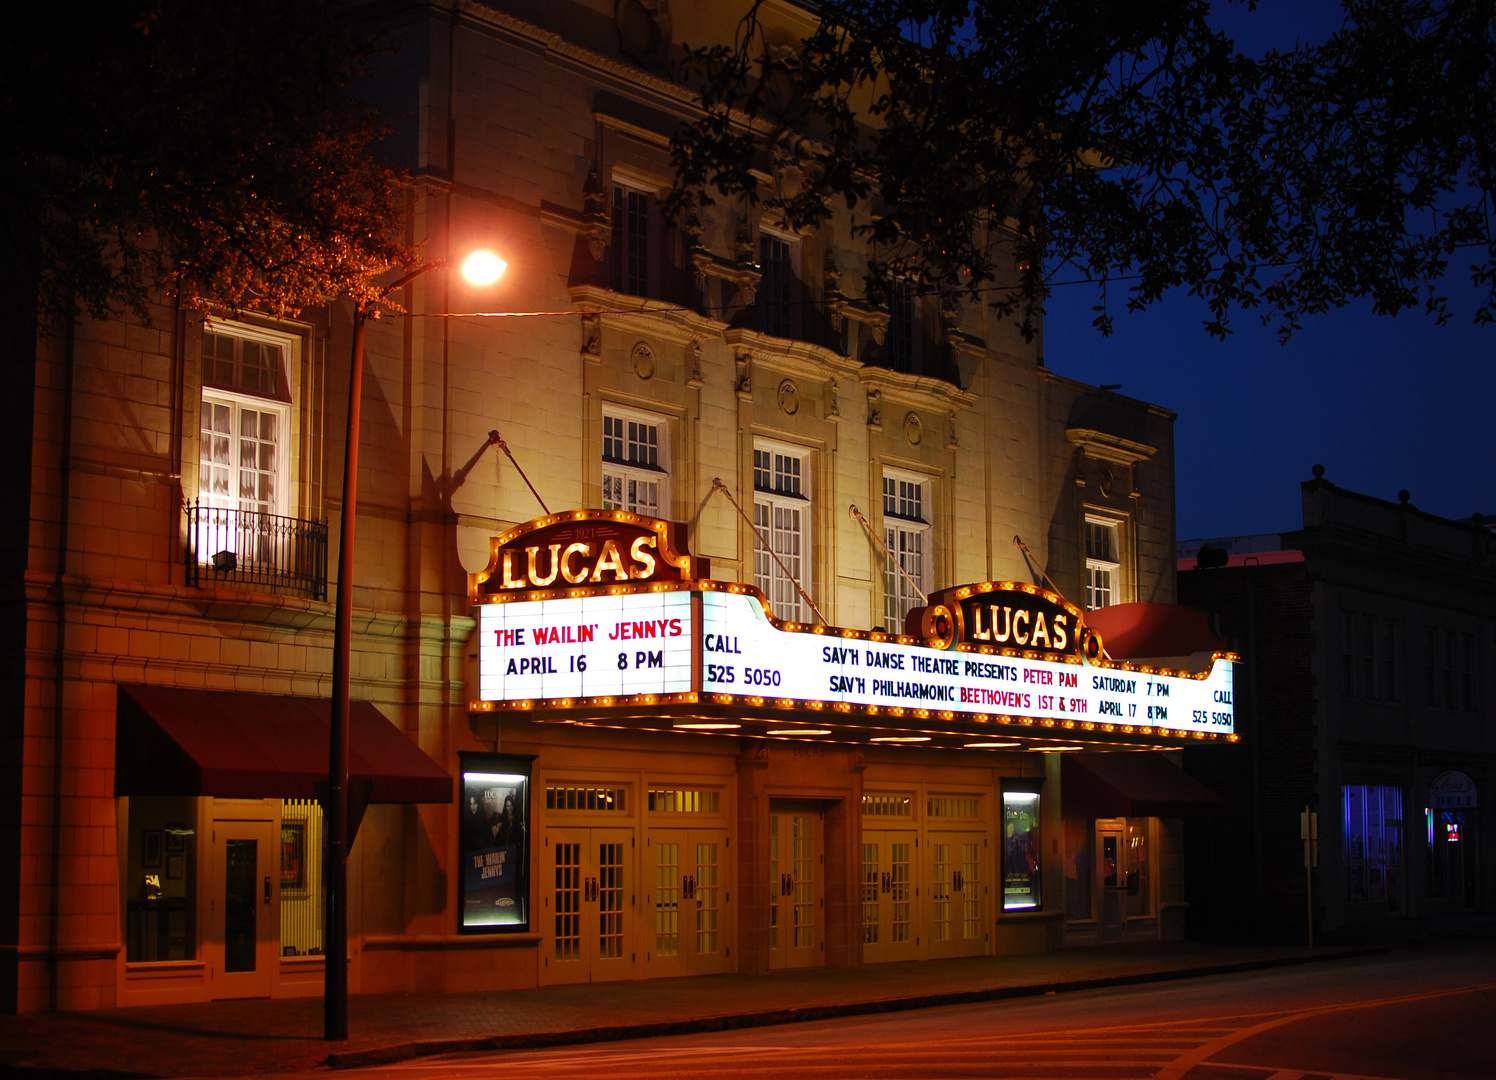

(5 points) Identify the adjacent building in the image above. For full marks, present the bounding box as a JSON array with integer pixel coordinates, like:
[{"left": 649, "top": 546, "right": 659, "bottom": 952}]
[
  {"left": 1179, "top": 472, "right": 1494, "bottom": 941},
  {"left": 2, "top": 0, "right": 1231, "bottom": 1013}
]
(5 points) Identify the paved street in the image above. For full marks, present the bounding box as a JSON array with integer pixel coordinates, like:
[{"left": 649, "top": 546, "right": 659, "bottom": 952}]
[{"left": 342, "top": 941, "right": 1496, "bottom": 1080}]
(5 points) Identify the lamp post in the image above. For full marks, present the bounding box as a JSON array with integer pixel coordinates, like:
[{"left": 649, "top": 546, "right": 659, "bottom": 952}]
[{"left": 325, "top": 250, "right": 505, "bottom": 1041}]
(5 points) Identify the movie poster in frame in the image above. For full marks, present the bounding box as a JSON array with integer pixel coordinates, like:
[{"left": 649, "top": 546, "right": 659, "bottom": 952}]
[{"left": 457, "top": 752, "right": 534, "bottom": 933}]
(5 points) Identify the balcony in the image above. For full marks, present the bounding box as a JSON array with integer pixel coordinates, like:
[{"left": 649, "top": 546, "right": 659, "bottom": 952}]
[{"left": 185, "top": 501, "right": 328, "bottom": 601}]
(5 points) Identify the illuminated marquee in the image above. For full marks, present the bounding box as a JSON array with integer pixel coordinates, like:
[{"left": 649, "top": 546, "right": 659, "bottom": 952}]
[
  {"left": 468, "top": 511, "right": 1237, "bottom": 743},
  {"left": 471, "top": 510, "right": 702, "bottom": 600},
  {"left": 910, "top": 583, "right": 1103, "bottom": 660}
]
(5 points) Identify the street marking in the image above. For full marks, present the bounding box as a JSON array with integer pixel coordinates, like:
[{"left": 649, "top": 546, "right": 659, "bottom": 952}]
[{"left": 1152, "top": 980, "right": 1496, "bottom": 1080}]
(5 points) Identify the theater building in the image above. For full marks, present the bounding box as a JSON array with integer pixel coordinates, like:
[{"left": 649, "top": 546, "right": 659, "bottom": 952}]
[{"left": 2, "top": 0, "right": 1232, "bottom": 1012}]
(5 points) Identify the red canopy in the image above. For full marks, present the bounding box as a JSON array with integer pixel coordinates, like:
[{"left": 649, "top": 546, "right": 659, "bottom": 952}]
[
  {"left": 114, "top": 685, "right": 452, "bottom": 803},
  {"left": 1083, "top": 602, "right": 1228, "bottom": 661},
  {"left": 1061, "top": 751, "right": 1222, "bottom": 819}
]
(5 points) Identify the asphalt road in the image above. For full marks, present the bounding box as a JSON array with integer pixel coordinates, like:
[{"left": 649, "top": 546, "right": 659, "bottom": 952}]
[{"left": 340, "top": 940, "right": 1496, "bottom": 1080}]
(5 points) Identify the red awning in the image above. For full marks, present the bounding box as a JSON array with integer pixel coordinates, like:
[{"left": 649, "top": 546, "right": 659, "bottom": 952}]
[
  {"left": 1083, "top": 601, "right": 1229, "bottom": 661},
  {"left": 114, "top": 685, "right": 452, "bottom": 803},
  {"left": 1061, "top": 751, "right": 1222, "bottom": 819}
]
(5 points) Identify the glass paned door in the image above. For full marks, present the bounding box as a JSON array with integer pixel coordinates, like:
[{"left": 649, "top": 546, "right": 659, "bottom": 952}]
[
  {"left": 928, "top": 831, "right": 986, "bottom": 959},
  {"left": 544, "top": 827, "right": 635, "bottom": 985},
  {"left": 768, "top": 806, "right": 822, "bottom": 968},
  {"left": 210, "top": 819, "right": 274, "bottom": 1000},
  {"left": 862, "top": 830, "right": 918, "bottom": 964},
  {"left": 650, "top": 829, "right": 731, "bottom": 978}
]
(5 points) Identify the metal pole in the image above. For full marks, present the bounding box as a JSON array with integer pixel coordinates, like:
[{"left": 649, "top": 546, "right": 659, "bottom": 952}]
[{"left": 325, "top": 306, "right": 366, "bottom": 1041}]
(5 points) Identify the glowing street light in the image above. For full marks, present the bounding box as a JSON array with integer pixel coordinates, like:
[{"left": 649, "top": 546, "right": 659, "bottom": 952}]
[
  {"left": 325, "top": 250, "right": 503, "bottom": 1041},
  {"left": 461, "top": 249, "right": 507, "bottom": 286}
]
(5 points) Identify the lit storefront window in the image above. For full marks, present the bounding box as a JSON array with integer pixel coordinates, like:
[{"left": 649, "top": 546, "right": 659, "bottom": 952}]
[
  {"left": 1343, "top": 784, "right": 1402, "bottom": 908},
  {"left": 1002, "top": 789, "right": 1042, "bottom": 910},
  {"left": 279, "top": 800, "right": 324, "bottom": 956},
  {"left": 125, "top": 797, "right": 197, "bottom": 962}
]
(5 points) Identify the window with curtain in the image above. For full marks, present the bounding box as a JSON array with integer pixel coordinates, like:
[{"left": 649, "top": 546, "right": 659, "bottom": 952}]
[
  {"left": 882, "top": 473, "right": 930, "bottom": 632},
  {"left": 1084, "top": 519, "right": 1120, "bottom": 610},
  {"left": 601, "top": 409, "right": 668, "bottom": 517},
  {"left": 753, "top": 446, "right": 811, "bottom": 622}
]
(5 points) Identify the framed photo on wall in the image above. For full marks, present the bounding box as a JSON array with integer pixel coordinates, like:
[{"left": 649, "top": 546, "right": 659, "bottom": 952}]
[
  {"left": 141, "top": 829, "right": 162, "bottom": 868},
  {"left": 166, "top": 853, "right": 184, "bottom": 880},
  {"left": 165, "top": 824, "right": 186, "bottom": 854}
]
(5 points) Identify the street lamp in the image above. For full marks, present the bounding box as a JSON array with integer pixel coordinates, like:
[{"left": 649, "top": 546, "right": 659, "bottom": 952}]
[{"left": 325, "top": 251, "right": 504, "bottom": 1041}]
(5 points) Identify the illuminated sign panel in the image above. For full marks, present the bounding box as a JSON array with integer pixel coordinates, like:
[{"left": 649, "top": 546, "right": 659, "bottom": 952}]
[
  {"left": 477, "top": 591, "right": 692, "bottom": 702},
  {"left": 467, "top": 510, "right": 1236, "bottom": 742},
  {"left": 700, "top": 593, "right": 1234, "bottom": 735}
]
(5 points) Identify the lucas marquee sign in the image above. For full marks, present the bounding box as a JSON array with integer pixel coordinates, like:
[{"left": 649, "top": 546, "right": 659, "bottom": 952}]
[{"left": 469, "top": 510, "right": 1237, "bottom": 744}]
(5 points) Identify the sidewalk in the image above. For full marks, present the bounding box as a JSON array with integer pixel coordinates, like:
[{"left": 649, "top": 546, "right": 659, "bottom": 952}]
[{"left": 0, "top": 942, "right": 1382, "bottom": 1078}]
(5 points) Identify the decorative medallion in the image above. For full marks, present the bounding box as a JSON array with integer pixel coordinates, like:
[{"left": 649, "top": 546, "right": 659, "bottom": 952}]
[
  {"left": 904, "top": 411, "right": 923, "bottom": 446},
  {"left": 778, "top": 379, "right": 800, "bottom": 415},
  {"left": 631, "top": 341, "right": 656, "bottom": 380},
  {"left": 1098, "top": 467, "right": 1114, "bottom": 497}
]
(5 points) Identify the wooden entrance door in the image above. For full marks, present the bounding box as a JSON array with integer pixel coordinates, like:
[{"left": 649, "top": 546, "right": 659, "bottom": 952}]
[
  {"left": 209, "top": 819, "right": 276, "bottom": 999},
  {"left": 543, "top": 827, "right": 635, "bottom": 985},
  {"left": 648, "top": 828, "right": 731, "bottom": 977},
  {"left": 861, "top": 829, "right": 918, "bottom": 964},
  {"left": 927, "top": 830, "right": 986, "bottom": 959},
  {"left": 767, "top": 804, "right": 823, "bottom": 969}
]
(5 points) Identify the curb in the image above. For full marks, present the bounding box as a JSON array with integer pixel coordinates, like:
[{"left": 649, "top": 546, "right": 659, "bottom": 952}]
[{"left": 325, "top": 946, "right": 1387, "bottom": 1070}]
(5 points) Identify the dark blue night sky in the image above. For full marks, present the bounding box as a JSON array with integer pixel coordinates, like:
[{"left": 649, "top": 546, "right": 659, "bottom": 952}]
[{"left": 1042, "top": 0, "right": 1494, "bottom": 541}]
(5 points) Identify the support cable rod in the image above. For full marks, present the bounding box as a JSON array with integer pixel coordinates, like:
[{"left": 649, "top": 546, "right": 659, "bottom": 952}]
[
  {"left": 487, "top": 430, "right": 551, "bottom": 516},
  {"left": 849, "top": 504, "right": 927, "bottom": 605},
  {"left": 1012, "top": 534, "right": 1068, "bottom": 601},
  {"left": 710, "top": 477, "right": 827, "bottom": 626}
]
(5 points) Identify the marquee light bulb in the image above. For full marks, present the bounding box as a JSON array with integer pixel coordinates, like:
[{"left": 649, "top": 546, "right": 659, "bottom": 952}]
[{"left": 461, "top": 250, "right": 507, "bottom": 285}]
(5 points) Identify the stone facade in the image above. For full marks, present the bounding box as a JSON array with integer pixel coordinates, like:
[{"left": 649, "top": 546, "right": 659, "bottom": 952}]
[{"left": 1, "top": 0, "right": 1183, "bottom": 1012}]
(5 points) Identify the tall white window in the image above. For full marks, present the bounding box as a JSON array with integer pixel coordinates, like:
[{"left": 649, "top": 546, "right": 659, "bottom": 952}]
[
  {"left": 611, "top": 183, "right": 649, "bottom": 296},
  {"left": 753, "top": 446, "right": 811, "bottom": 622},
  {"left": 601, "top": 408, "right": 668, "bottom": 518},
  {"left": 758, "top": 231, "right": 795, "bottom": 338},
  {"left": 883, "top": 472, "right": 931, "bottom": 632},
  {"left": 1084, "top": 518, "right": 1120, "bottom": 610},
  {"left": 199, "top": 326, "right": 291, "bottom": 518}
]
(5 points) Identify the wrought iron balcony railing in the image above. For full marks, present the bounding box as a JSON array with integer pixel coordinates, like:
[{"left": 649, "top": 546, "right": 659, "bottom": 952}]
[{"left": 185, "top": 501, "right": 329, "bottom": 601}]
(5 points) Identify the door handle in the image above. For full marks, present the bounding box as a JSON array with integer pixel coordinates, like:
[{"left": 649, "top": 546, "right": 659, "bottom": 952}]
[
  {"left": 684, "top": 875, "right": 695, "bottom": 899},
  {"left": 780, "top": 873, "right": 792, "bottom": 896},
  {"left": 953, "top": 871, "right": 964, "bottom": 892},
  {"left": 881, "top": 872, "right": 891, "bottom": 894},
  {"left": 263, "top": 876, "right": 271, "bottom": 905}
]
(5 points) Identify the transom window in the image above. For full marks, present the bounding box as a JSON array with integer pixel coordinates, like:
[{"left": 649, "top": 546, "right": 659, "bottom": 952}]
[
  {"left": 883, "top": 472, "right": 931, "bottom": 633},
  {"left": 602, "top": 409, "right": 668, "bottom": 518},
  {"left": 647, "top": 789, "right": 722, "bottom": 813},
  {"left": 927, "top": 795, "right": 981, "bottom": 818},
  {"left": 753, "top": 445, "right": 812, "bottom": 622},
  {"left": 862, "top": 794, "right": 913, "bottom": 817},
  {"left": 546, "top": 786, "right": 628, "bottom": 812},
  {"left": 611, "top": 183, "right": 649, "bottom": 296},
  {"left": 1085, "top": 518, "right": 1120, "bottom": 610}
]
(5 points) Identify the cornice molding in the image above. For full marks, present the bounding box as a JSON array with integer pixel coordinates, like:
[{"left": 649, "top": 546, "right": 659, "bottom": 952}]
[
  {"left": 856, "top": 367, "right": 978, "bottom": 414},
  {"left": 1065, "top": 427, "right": 1156, "bottom": 466}
]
